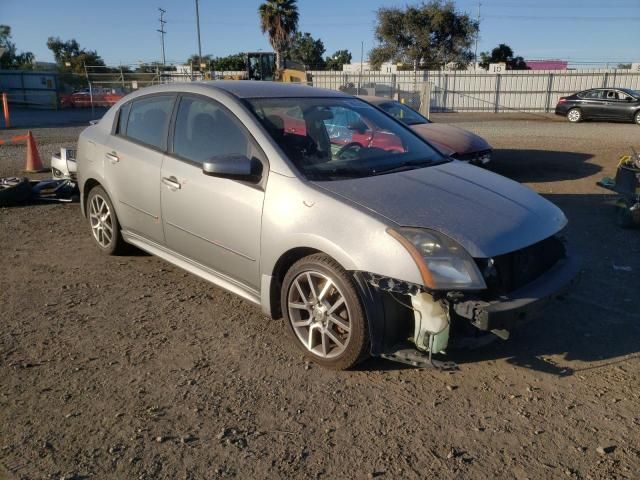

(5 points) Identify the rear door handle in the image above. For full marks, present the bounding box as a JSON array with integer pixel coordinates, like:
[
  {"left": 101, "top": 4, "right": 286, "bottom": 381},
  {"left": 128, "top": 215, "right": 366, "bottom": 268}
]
[
  {"left": 105, "top": 152, "right": 119, "bottom": 164},
  {"left": 161, "top": 176, "right": 181, "bottom": 190}
]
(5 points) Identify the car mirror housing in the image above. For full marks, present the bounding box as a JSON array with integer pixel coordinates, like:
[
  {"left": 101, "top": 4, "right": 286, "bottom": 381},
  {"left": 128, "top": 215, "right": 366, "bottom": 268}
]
[{"left": 202, "top": 155, "right": 262, "bottom": 183}]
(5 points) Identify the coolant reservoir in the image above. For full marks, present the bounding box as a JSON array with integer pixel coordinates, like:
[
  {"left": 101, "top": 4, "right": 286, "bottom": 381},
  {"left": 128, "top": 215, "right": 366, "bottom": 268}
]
[{"left": 411, "top": 292, "right": 450, "bottom": 353}]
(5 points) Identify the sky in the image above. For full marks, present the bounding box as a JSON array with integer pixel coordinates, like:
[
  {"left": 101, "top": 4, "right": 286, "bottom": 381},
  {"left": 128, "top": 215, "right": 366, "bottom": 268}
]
[{"left": 1, "top": 0, "right": 639, "bottom": 67}]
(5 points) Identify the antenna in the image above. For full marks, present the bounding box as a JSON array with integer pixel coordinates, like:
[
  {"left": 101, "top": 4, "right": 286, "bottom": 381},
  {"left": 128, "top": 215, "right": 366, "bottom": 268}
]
[{"left": 158, "top": 7, "right": 167, "bottom": 67}]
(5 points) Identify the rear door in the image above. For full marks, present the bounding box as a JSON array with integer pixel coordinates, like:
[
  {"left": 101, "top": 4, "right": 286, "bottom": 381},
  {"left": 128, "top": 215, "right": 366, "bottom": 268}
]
[
  {"left": 578, "top": 89, "right": 606, "bottom": 118},
  {"left": 105, "top": 94, "right": 175, "bottom": 245},
  {"left": 160, "top": 94, "right": 267, "bottom": 290}
]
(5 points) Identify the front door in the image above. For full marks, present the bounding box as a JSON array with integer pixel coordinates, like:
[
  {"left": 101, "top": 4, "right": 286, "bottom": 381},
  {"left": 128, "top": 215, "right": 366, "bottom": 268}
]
[
  {"left": 160, "top": 95, "right": 266, "bottom": 290},
  {"left": 601, "top": 90, "right": 635, "bottom": 121}
]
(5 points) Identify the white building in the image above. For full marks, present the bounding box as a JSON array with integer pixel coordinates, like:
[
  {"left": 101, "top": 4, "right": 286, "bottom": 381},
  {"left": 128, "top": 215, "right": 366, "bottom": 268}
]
[{"left": 342, "top": 62, "right": 371, "bottom": 73}]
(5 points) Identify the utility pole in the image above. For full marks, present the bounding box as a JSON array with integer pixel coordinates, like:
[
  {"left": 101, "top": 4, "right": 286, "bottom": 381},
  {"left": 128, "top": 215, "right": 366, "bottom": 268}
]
[
  {"left": 358, "top": 41, "right": 364, "bottom": 95},
  {"left": 158, "top": 8, "right": 167, "bottom": 67},
  {"left": 474, "top": 2, "right": 481, "bottom": 70},
  {"left": 195, "top": 0, "right": 202, "bottom": 66}
]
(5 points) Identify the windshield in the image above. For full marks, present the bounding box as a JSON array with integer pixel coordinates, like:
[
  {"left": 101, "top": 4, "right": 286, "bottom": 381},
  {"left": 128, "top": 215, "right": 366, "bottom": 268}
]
[
  {"left": 377, "top": 101, "right": 430, "bottom": 126},
  {"left": 246, "top": 97, "right": 444, "bottom": 181},
  {"left": 620, "top": 88, "right": 640, "bottom": 98}
]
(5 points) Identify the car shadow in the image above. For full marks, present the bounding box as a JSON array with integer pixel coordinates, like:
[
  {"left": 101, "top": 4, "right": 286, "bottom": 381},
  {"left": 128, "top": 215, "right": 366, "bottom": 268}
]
[
  {"left": 488, "top": 149, "right": 599, "bottom": 183},
  {"left": 362, "top": 193, "right": 639, "bottom": 376}
]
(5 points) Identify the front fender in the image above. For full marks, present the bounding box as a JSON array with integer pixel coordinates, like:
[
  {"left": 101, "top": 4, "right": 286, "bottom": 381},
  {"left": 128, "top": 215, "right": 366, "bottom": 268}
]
[{"left": 260, "top": 173, "right": 423, "bottom": 289}]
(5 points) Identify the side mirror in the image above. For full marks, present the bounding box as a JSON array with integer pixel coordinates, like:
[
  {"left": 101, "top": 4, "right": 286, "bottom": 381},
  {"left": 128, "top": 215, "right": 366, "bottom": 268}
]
[{"left": 202, "top": 154, "right": 262, "bottom": 183}]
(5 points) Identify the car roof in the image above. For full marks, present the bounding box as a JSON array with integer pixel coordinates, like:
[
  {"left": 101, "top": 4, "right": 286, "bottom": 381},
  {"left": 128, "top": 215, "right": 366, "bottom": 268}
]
[
  {"left": 583, "top": 87, "right": 632, "bottom": 92},
  {"left": 196, "top": 80, "right": 348, "bottom": 99},
  {"left": 358, "top": 95, "right": 393, "bottom": 105}
]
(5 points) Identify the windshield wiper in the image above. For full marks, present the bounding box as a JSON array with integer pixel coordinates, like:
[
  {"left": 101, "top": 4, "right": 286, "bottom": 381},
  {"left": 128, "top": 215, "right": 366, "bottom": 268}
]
[
  {"left": 371, "top": 159, "right": 435, "bottom": 175},
  {"left": 308, "top": 166, "right": 372, "bottom": 180}
]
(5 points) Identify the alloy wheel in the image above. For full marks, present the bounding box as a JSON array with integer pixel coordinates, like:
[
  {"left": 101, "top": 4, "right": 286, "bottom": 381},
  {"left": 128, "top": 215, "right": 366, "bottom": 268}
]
[
  {"left": 287, "top": 270, "right": 352, "bottom": 359},
  {"left": 567, "top": 109, "right": 581, "bottom": 122},
  {"left": 89, "top": 193, "right": 114, "bottom": 248}
]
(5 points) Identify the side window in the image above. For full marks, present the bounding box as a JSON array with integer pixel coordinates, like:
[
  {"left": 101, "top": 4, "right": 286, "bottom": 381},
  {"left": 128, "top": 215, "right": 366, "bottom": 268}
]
[
  {"left": 125, "top": 95, "right": 174, "bottom": 149},
  {"left": 172, "top": 96, "right": 252, "bottom": 164},
  {"left": 114, "top": 102, "right": 131, "bottom": 136},
  {"left": 581, "top": 90, "right": 603, "bottom": 99}
]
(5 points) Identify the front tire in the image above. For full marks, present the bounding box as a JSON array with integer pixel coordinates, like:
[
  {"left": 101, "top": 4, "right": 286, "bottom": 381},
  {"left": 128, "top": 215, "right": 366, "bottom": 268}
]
[
  {"left": 567, "top": 108, "right": 582, "bottom": 123},
  {"left": 86, "top": 186, "right": 127, "bottom": 255},
  {"left": 281, "top": 253, "right": 369, "bottom": 370},
  {"left": 634, "top": 110, "right": 640, "bottom": 125}
]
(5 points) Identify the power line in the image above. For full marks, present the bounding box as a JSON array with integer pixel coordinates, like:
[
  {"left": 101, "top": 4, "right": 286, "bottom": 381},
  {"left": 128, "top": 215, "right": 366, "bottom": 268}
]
[
  {"left": 483, "top": 14, "right": 640, "bottom": 21},
  {"left": 157, "top": 7, "right": 167, "bottom": 67}
]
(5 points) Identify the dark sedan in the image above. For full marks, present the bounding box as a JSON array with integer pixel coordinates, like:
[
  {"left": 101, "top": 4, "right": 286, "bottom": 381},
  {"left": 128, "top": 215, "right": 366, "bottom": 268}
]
[{"left": 555, "top": 88, "right": 640, "bottom": 124}]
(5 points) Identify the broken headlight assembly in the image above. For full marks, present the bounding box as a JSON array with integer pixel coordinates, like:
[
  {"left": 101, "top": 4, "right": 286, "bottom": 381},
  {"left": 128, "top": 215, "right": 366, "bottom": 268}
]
[{"left": 387, "top": 227, "right": 486, "bottom": 290}]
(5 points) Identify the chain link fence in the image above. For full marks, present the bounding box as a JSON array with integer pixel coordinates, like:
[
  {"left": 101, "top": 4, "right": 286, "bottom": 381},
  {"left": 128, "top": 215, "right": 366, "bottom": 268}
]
[{"left": 2, "top": 67, "right": 639, "bottom": 114}]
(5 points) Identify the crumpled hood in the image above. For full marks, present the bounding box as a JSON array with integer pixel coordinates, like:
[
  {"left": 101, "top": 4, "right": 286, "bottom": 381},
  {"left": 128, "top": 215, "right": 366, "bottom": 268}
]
[
  {"left": 410, "top": 123, "right": 491, "bottom": 156},
  {"left": 313, "top": 161, "right": 567, "bottom": 258}
]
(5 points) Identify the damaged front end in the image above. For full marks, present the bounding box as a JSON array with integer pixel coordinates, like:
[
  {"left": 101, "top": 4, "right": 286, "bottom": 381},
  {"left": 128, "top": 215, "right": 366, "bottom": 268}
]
[{"left": 353, "top": 235, "right": 579, "bottom": 369}]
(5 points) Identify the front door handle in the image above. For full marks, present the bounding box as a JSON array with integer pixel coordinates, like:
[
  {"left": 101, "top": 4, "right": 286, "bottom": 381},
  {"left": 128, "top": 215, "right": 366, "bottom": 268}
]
[
  {"left": 105, "top": 152, "right": 119, "bottom": 164},
  {"left": 161, "top": 176, "right": 181, "bottom": 190}
]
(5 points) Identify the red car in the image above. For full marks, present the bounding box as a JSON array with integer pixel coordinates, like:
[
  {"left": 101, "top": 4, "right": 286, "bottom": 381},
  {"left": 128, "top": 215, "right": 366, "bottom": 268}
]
[
  {"left": 59, "top": 88, "right": 124, "bottom": 108},
  {"left": 361, "top": 96, "right": 493, "bottom": 165},
  {"left": 268, "top": 105, "right": 405, "bottom": 155}
]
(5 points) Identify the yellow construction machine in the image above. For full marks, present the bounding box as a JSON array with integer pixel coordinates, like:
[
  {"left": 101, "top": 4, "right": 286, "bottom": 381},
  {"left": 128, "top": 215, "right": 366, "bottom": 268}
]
[{"left": 221, "top": 52, "right": 309, "bottom": 83}]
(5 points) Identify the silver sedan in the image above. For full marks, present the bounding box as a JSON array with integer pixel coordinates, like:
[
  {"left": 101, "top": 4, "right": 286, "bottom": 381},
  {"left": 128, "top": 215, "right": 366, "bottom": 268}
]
[{"left": 77, "top": 81, "right": 579, "bottom": 370}]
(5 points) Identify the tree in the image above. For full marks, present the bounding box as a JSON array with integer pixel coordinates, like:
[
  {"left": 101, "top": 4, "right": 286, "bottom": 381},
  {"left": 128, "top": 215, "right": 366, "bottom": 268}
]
[
  {"left": 135, "top": 62, "right": 176, "bottom": 73},
  {"left": 186, "top": 54, "right": 214, "bottom": 72},
  {"left": 617, "top": 63, "right": 632, "bottom": 69},
  {"left": 211, "top": 53, "right": 247, "bottom": 71},
  {"left": 46, "top": 37, "right": 105, "bottom": 74},
  {"left": 369, "top": 1, "right": 478, "bottom": 71},
  {"left": 287, "top": 32, "right": 325, "bottom": 69},
  {"left": 479, "top": 43, "right": 529, "bottom": 70},
  {"left": 258, "top": 0, "right": 299, "bottom": 70},
  {"left": 325, "top": 50, "right": 352, "bottom": 71},
  {"left": 0, "top": 25, "right": 35, "bottom": 70}
]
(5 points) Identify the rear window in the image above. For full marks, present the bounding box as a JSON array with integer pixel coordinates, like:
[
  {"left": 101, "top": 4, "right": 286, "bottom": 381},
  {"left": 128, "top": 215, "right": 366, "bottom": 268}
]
[{"left": 125, "top": 95, "right": 174, "bottom": 150}]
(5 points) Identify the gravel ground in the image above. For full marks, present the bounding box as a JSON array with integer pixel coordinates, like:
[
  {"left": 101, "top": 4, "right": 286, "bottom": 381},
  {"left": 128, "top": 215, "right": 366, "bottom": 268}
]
[{"left": 1, "top": 114, "right": 639, "bottom": 480}]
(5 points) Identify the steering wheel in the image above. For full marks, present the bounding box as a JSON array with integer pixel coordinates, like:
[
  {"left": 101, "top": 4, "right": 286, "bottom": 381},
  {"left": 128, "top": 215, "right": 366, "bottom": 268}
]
[{"left": 336, "top": 142, "right": 363, "bottom": 160}]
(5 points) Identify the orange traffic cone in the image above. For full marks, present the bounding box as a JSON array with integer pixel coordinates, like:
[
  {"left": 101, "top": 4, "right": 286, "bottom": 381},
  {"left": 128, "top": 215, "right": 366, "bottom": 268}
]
[{"left": 24, "top": 130, "right": 47, "bottom": 173}]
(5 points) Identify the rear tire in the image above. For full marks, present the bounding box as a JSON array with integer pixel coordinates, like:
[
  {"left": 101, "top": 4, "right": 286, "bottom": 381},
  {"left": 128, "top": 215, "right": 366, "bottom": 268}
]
[
  {"left": 567, "top": 108, "right": 582, "bottom": 123},
  {"left": 86, "top": 186, "right": 127, "bottom": 255},
  {"left": 281, "top": 253, "right": 370, "bottom": 370},
  {"left": 634, "top": 111, "right": 640, "bottom": 125}
]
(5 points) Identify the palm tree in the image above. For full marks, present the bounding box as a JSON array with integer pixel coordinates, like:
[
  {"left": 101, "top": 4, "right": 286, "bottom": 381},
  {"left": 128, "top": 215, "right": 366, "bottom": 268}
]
[{"left": 258, "top": 0, "right": 299, "bottom": 70}]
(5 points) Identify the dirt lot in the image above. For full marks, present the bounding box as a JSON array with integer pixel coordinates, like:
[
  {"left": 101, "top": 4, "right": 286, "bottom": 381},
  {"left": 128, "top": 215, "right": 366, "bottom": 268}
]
[{"left": 1, "top": 113, "right": 639, "bottom": 480}]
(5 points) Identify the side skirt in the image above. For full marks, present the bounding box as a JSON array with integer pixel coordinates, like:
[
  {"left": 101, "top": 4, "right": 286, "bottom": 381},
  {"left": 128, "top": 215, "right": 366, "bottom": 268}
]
[{"left": 122, "top": 231, "right": 261, "bottom": 306}]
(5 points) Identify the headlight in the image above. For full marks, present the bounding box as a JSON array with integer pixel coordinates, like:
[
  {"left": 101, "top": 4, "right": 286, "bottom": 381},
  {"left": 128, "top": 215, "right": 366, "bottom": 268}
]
[{"left": 387, "top": 227, "right": 486, "bottom": 290}]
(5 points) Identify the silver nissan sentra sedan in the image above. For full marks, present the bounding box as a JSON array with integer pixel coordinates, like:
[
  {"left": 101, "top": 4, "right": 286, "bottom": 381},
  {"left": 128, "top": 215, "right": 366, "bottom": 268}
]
[{"left": 77, "top": 81, "right": 579, "bottom": 370}]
